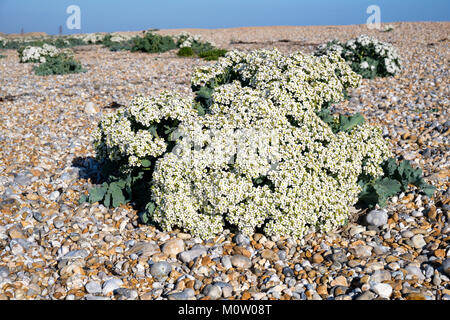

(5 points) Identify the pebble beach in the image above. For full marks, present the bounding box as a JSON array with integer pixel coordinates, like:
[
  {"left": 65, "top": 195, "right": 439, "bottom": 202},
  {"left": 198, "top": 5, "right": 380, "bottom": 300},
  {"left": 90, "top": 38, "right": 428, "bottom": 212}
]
[{"left": 0, "top": 21, "right": 449, "bottom": 300}]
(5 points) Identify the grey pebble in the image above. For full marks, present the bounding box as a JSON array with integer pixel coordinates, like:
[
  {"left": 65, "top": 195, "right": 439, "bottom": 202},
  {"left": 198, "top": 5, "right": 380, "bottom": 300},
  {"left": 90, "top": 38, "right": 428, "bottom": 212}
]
[
  {"left": 442, "top": 259, "right": 450, "bottom": 277},
  {"left": 53, "top": 218, "right": 64, "bottom": 229},
  {"left": 102, "top": 278, "right": 123, "bottom": 295},
  {"left": 32, "top": 211, "right": 44, "bottom": 222},
  {"left": 233, "top": 233, "right": 250, "bottom": 247},
  {"left": 85, "top": 281, "right": 102, "bottom": 294},
  {"left": 221, "top": 256, "right": 232, "bottom": 270},
  {"left": 356, "top": 291, "right": 377, "bottom": 300},
  {"left": 365, "top": 209, "right": 388, "bottom": 227},
  {"left": 203, "top": 284, "right": 222, "bottom": 300},
  {"left": 231, "top": 255, "right": 252, "bottom": 269},
  {"left": 62, "top": 249, "right": 89, "bottom": 260},
  {"left": 85, "top": 295, "right": 111, "bottom": 300},
  {"left": 115, "top": 288, "right": 138, "bottom": 300},
  {"left": 405, "top": 265, "right": 425, "bottom": 281},
  {"left": 178, "top": 245, "right": 207, "bottom": 263},
  {"left": 167, "top": 288, "right": 195, "bottom": 300}
]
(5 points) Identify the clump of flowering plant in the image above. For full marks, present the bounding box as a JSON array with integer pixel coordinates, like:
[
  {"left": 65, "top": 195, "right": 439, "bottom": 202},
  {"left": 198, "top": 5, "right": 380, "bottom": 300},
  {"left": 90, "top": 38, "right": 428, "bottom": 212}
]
[
  {"left": 315, "top": 35, "right": 402, "bottom": 78},
  {"left": 18, "top": 43, "right": 61, "bottom": 63},
  {"left": 87, "top": 48, "right": 431, "bottom": 240}
]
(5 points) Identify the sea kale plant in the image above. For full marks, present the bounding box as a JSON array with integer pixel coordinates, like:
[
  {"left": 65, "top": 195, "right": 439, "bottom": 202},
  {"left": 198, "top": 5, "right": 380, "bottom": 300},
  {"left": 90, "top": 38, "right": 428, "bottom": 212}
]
[
  {"left": 315, "top": 35, "right": 402, "bottom": 78},
  {"left": 86, "top": 48, "right": 433, "bottom": 239}
]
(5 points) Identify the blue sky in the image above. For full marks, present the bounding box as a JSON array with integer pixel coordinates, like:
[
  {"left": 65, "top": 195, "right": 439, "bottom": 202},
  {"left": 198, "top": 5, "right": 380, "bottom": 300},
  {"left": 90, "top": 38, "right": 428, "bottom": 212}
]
[{"left": 0, "top": 0, "right": 449, "bottom": 34}]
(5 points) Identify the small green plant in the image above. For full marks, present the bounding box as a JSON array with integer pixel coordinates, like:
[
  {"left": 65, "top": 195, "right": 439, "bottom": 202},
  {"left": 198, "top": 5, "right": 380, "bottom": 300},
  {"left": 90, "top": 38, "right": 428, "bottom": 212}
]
[
  {"left": 32, "top": 54, "right": 86, "bottom": 76},
  {"left": 197, "top": 48, "right": 227, "bottom": 61},
  {"left": 0, "top": 54, "right": 5, "bottom": 59},
  {"left": 80, "top": 170, "right": 145, "bottom": 208}
]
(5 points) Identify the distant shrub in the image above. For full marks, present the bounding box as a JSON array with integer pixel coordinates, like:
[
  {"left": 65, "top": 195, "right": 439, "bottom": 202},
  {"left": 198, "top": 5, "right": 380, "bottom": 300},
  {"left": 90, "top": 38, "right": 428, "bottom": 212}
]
[
  {"left": 54, "top": 37, "right": 87, "bottom": 48},
  {"left": 0, "top": 54, "right": 5, "bottom": 59},
  {"left": 131, "top": 32, "right": 176, "bottom": 53},
  {"left": 175, "top": 32, "right": 226, "bottom": 60},
  {"left": 1, "top": 36, "right": 87, "bottom": 51},
  {"left": 177, "top": 46, "right": 195, "bottom": 57},
  {"left": 100, "top": 34, "right": 136, "bottom": 51},
  {"left": 32, "top": 53, "right": 86, "bottom": 76}
]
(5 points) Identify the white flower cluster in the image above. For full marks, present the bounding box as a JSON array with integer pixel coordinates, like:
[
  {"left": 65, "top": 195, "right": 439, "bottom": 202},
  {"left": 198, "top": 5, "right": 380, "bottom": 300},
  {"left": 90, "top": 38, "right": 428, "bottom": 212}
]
[
  {"left": 19, "top": 43, "right": 60, "bottom": 63},
  {"left": 175, "top": 32, "right": 215, "bottom": 48},
  {"left": 93, "top": 49, "right": 392, "bottom": 239},
  {"left": 316, "top": 35, "right": 402, "bottom": 77},
  {"left": 92, "top": 92, "right": 196, "bottom": 167},
  {"left": 78, "top": 33, "right": 106, "bottom": 44},
  {"left": 109, "top": 33, "right": 136, "bottom": 43}
]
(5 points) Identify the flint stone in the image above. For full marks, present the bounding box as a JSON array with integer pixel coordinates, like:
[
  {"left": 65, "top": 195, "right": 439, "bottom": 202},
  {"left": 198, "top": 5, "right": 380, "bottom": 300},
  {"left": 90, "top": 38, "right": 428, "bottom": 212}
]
[
  {"left": 405, "top": 264, "right": 425, "bottom": 281},
  {"left": 62, "top": 249, "right": 89, "bottom": 260},
  {"left": 127, "top": 242, "right": 160, "bottom": 257},
  {"left": 442, "top": 259, "right": 450, "bottom": 276},
  {"left": 365, "top": 210, "right": 388, "bottom": 227},
  {"left": 231, "top": 254, "right": 252, "bottom": 269},
  {"left": 102, "top": 278, "right": 123, "bottom": 295},
  {"left": 203, "top": 284, "right": 222, "bottom": 300},
  {"left": 371, "top": 283, "right": 392, "bottom": 299},
  {"left": 167, "top": 288, "right": 195, "bottom": 300},
  {"left": 178, "top": 245, "right": 207, "bottom": 263}
]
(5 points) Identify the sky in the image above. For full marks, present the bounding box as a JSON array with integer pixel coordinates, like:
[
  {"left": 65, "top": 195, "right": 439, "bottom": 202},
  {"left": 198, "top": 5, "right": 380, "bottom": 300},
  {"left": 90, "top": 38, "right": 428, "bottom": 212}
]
[{"left": 0, "top": 0, "right": 449, "bottom": 35}]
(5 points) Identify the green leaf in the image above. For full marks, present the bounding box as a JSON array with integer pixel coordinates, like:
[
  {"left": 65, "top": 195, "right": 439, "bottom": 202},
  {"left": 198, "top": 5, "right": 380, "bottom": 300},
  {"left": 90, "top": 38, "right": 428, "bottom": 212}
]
[
  {"left": 316, "top": 108, "right": 334, "bottom": 125},
  {"left": 397, "top": 160, "right": 411, "bottom": 178},
  {"left": 88, "top": 183, "right": 108, "bottom": 203},
  {"left": 373, "top": 177, "right": 402, "bottom": 198},
  {"left": 382, "top": 158, "right": 398, "bottom": 177},
  {"left": 194, "top": 103, "right": 205, "bottom": 116},
  {"left": 145, "top": 201, "right": 156, "bottom": 214},
  {"left": 418, "top": 182, "right": 436, "bottom": 198},
  {"left": 357, "top": 183, "right": 379, "bottom": 208},
  {"left": 339, "top": 113, "right": 365, "bottom": 132},
  {"left": 79, "top": 194, "right": 88, "bottom": 204},
  {"left": 109, "top": 184, "right": 126, "bottom": 207},
  {"left": 103, "top": 191, "right": 111, "bottom": 208},
  {"left": 139, "top": 211, "right": 150, "bottom": 224},
  {"left": 197, "top": 86, "right": 213, "bottom": 100},
  {"left": 148, "top": 125, "right": 158, "bottom": 138}
]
